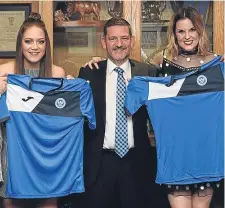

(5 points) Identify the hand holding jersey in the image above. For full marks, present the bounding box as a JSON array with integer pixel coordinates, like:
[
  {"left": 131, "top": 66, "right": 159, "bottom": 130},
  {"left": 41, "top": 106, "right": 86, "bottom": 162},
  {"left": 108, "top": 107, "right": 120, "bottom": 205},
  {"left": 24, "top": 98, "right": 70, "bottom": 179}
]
[
  {"left": 0, "top": 75, "right": 96, "bottom": 198},
  {"left": 0, "top": 73, "right": 7, "bottom": 95},
  {"left": 125, "top": 56, "right": 224, "bottom": 198}
]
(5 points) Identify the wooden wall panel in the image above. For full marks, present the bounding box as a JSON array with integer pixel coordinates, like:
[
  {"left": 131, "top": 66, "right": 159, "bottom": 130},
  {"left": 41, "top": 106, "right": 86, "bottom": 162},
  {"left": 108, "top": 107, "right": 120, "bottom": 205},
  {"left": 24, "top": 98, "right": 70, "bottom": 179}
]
[
  {"left": 0, "top": 1, "right": 38, "bottom": 12},
  {"left": 213, "top": 1, "right": 224, "bottom": 55},
  {"left": 39, "top": 1, "right": 53, "bottom": 56},
  {"left": 0, "top": 1, "right": 39, "bottom": 65},
  {"left": 53, "top": 28, "right": 106, "bottom": 77},
  {"left": 123, "top": 0, "right": 142, "bottom": 61},
  {"left": 1, "top": 1, "right": 223, "bottom": 67}
]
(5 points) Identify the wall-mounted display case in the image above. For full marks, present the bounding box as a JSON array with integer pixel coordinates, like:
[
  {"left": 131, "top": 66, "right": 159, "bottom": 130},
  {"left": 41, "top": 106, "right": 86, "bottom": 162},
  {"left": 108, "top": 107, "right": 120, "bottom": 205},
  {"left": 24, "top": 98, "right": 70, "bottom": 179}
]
[{"left": 51, "top": 1, "right": 222, "bottom": 77}]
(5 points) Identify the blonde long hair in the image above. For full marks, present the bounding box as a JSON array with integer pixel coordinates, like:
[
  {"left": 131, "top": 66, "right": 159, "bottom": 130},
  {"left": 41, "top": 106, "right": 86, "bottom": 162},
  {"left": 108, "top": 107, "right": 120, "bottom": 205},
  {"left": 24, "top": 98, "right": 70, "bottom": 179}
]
[{"left": 167, "top": 7, "right": 210, "bottom": 59}]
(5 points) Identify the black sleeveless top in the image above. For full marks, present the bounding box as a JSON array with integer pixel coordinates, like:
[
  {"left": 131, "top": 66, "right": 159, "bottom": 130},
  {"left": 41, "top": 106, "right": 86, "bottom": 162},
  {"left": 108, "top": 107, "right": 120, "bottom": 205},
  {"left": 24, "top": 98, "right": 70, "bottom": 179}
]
[{"left": 157, "top": 50, "right": 200, "bottom": 77}]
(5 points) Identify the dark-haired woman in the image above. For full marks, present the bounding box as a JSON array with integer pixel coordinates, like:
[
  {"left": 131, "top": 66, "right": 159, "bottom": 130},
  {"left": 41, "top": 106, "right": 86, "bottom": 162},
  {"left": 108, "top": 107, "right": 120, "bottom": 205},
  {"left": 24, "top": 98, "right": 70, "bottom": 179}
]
[{"left": 0, "top": 12, "right": 65, "bottom": 208}]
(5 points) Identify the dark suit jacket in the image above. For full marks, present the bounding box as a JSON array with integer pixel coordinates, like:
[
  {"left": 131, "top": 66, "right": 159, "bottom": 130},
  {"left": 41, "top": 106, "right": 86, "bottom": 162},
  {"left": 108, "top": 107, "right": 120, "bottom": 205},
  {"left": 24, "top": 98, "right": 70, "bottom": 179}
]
[{"left": 78, "top": 59, "right": 157, "bottom": 188}]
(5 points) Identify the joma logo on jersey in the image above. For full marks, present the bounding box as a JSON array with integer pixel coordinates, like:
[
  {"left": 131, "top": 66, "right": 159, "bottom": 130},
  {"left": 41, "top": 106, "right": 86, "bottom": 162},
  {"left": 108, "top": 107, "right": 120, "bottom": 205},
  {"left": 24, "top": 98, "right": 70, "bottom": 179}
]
[
  {"left": 197, "top": 75, "right": 207, "bottom": 86},
  {"left": 55, "top": 98, "right": 66, "bottom": 109},
  {"left": 22, "top": 96, "right": 34, "bottom": 102}
]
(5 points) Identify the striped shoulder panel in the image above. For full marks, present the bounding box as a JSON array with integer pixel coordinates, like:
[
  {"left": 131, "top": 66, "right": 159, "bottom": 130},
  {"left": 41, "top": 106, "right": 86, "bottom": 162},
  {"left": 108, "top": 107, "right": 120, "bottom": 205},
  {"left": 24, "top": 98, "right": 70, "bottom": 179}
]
[
  {"left": 7, "top": 84, "right": 82, "bottom": 117},
  {"left": 178, "top": 64, "right": 224, "bottom": 96}
]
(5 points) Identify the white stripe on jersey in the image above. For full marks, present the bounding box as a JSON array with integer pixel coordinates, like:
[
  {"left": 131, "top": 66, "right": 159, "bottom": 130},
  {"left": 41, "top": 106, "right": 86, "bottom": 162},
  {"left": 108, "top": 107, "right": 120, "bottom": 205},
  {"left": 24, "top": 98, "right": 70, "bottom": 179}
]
[
  {"left": 148, "top": 78, "right": 185, "bottom": 100},
  {"left": 7, "top": 84, "right": 44, "bottom": 112}
]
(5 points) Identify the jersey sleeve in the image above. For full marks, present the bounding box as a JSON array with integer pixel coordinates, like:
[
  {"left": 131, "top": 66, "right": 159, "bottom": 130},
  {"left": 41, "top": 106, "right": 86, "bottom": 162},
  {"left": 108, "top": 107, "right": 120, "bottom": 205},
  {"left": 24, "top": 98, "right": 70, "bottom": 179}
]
[
  {"left": 125, "top": 77, "right": 149, "bottom": 116},
  {"left": 80, "top": 81, "right": 96, "bottom": 130},
  {"left": 0, "top": 93, "right": 10, "bottom": 123}
]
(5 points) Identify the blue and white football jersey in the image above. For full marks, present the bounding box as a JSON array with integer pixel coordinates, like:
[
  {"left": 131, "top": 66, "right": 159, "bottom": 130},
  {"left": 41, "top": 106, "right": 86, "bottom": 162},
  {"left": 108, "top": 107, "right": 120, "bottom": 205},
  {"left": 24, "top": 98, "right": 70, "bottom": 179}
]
[
  {"left": 0, "top": 74, "right": 96, "bottom": 198},
  {"left": 125, "top": 56, "right": 224, "bottom": 185}
]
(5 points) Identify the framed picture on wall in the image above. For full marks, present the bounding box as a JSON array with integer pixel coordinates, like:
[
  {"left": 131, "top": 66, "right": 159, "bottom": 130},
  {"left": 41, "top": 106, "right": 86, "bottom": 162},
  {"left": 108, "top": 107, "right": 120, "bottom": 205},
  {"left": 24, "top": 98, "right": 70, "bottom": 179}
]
[
  {"left": 65, "top": 27, "right": 97, "bottom": 55},
  {"left": 0, "top": 4, "right": 31, "bottom": 58},
  {"left": 141, "top": 22, "right": 168, "bottom": 61}
]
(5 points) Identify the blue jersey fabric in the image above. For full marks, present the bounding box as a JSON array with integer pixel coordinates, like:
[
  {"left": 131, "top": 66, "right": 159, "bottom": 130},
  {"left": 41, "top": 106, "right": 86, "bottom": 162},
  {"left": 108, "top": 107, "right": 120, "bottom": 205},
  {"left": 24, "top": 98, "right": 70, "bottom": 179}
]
[
  {"left": 125, "top": 56, "right": 224, "bottom": 185},
  {"left": 0, "top": 74, "right": 96, "bottom": 198}
]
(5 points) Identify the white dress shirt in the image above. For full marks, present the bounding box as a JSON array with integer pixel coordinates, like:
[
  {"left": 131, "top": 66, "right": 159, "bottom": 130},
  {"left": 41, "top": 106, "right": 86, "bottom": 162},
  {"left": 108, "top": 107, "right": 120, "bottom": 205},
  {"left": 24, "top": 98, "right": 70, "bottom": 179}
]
[{"left": 103, "top": 59, "right": 134, "bottom": 149}]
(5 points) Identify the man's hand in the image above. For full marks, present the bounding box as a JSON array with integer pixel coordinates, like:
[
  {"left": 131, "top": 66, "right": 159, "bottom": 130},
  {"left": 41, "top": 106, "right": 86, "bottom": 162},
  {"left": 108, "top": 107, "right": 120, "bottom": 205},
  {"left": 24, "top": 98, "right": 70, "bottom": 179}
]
[
  {"left": 0, "top": 73, "right": 8, "bottom": 95},
  {"left": 83, "top": 57, "right": 106, "bottom": 69},
  {"left": 220, "top": 54, "right": 224, "bottom": 62}
]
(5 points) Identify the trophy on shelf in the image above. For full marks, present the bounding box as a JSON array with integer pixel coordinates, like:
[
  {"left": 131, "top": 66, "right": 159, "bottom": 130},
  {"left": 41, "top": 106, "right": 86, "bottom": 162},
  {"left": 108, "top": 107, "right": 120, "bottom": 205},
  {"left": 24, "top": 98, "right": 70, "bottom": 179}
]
[
  {"left": 142, "top": 1, "right": 166, "bottom": 22},
  {"left": 170, "top": 1, "right": 184, "bottom": 12},
  {"left": 106, "top": 1, "right": 123, "bottom": 18},
  {"left": 54, "top": 1, "right": 101, "bottom": 26}
]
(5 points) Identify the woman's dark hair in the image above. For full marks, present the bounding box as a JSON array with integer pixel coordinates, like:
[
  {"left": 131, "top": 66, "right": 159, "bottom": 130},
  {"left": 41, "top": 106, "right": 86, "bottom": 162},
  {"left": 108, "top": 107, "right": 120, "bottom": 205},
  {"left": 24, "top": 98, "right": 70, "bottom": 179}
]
[
  {"left": 15, "top": 12, "right": 52, "bottom": 77},
  {"left": 167, "top": 7, "right": 210, "bottom": 58}
]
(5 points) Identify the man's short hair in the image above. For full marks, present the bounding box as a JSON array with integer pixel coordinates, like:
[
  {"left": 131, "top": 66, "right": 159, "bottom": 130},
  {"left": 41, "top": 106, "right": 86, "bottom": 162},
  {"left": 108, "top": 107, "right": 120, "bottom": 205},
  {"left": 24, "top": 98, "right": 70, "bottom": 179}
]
[{"left": 103, "top": 18, "right": 132, "bottom": 36}]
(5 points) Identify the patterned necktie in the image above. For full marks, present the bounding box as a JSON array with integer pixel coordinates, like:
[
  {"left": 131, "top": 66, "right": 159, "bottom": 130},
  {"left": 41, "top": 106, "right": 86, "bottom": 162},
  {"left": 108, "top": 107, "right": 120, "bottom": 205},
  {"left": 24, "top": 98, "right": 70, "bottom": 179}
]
[{"left": 114, "top": 67, "right": 129, "bottom": 158}]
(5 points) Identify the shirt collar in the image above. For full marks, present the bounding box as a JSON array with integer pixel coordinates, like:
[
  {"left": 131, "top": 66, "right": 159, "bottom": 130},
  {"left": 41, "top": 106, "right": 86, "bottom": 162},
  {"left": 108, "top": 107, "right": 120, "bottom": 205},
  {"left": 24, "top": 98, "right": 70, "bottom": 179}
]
[{"left": 107, "top": 59, "right": 130, "bottom": 76}]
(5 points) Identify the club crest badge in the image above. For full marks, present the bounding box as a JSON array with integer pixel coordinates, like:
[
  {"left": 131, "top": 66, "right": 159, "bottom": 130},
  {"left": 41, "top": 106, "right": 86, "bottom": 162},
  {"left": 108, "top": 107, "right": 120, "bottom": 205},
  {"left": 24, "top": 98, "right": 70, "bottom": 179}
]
[
  {"left": 55, "top": 98, "right": 66, "bottom": 109},
  {"left": 197, "top": 75, "right": 207, "bottom": 86}
]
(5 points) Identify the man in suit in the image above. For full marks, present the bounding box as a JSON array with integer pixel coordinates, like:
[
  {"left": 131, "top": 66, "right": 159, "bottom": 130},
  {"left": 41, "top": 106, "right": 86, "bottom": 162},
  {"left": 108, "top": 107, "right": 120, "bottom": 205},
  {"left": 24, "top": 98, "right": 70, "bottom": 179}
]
[{"left": 78, "top": 17, "right": 160, "bottom": 208}]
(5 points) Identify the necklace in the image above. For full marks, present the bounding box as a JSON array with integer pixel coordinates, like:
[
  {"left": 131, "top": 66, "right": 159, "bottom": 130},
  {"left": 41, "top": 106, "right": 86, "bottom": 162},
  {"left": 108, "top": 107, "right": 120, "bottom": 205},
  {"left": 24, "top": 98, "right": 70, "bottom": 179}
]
[
  {"left": 178, "top": 47, "right": 198, "bottom": 55},
  {"left": 179, "top": 54, "right": 204, "bottom": 64}
]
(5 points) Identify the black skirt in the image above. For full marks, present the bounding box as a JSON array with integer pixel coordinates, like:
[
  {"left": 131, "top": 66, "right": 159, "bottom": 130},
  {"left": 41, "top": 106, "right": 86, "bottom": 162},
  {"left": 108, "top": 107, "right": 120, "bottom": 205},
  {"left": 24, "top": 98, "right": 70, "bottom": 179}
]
[{"left": 164, "top": 181, "right": 222, "bottom": 196}]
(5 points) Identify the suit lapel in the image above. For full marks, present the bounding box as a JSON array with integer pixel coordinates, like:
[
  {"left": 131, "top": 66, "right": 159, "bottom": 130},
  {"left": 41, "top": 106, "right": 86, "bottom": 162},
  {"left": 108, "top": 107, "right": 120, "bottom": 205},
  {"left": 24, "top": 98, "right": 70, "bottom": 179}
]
[
  {"left": 130, "top": 59, "right": 139, "bottom": 77},
  {"left": 130, "top": 59, "right": 149, "bottom": 77},
  {"left": 97, "top": 61, "right": 107, "bottom": 126},
  {"left": 130, "top": 59, "right": 147, "bottom": 129}
]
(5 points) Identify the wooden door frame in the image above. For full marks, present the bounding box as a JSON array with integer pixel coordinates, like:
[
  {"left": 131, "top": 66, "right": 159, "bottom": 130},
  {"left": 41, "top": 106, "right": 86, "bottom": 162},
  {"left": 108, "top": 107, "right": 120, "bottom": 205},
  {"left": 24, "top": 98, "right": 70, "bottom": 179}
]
[
  {"left": 213, "top": 1, "right": 224, "bottom": 55},
  {"left": 39, "top": 0, "right": 53, "bottom": 58},
  {"left": 123, "top": 0, "right": 142, "bottom": 61}
]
